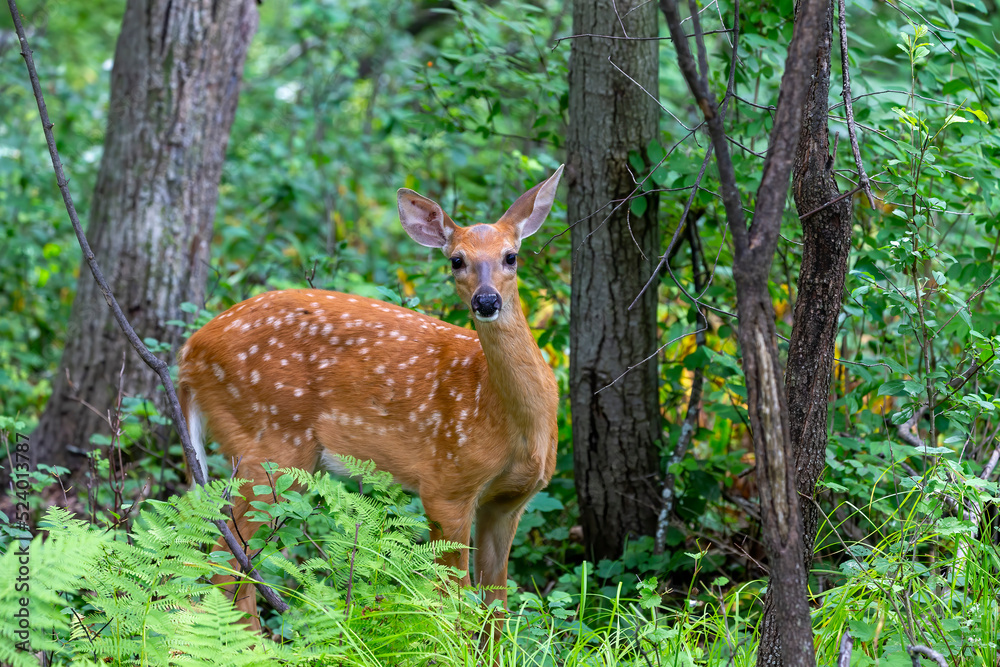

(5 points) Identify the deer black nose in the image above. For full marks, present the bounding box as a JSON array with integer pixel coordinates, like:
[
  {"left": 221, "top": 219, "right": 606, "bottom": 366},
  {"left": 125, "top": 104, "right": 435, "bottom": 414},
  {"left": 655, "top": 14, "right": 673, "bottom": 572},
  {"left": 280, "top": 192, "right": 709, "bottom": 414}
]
[{"left": 471, "top": 292, "right": 501, "bottom": 319}]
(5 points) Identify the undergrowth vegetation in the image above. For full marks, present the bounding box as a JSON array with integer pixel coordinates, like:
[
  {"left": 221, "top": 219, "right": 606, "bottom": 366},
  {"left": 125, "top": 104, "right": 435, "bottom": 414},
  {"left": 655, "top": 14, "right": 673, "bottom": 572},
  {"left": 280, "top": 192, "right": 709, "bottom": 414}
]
[
  {"left": 0, "top": 460, "right": 733, "bottom": 666},
  {"left": 3, "top": 0, "right": 1000, "bottom": 664}
]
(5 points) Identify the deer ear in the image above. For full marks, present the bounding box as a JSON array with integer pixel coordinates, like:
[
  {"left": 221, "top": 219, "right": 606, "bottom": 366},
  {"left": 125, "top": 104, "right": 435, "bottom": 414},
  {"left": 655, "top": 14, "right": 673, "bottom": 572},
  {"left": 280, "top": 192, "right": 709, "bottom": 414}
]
[
  {"left": 397, "top": 189, "right": 457, "bottom": 248},
  {"left": 498, "top": 164, "right": 564, "bottom": 240}
]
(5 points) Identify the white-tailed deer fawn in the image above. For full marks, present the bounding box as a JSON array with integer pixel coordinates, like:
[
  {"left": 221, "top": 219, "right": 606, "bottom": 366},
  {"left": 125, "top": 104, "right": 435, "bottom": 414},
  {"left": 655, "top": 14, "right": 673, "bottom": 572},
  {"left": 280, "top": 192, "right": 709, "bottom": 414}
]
[{"left": 177, "top": 166, "right": 563, "bottom": 630}]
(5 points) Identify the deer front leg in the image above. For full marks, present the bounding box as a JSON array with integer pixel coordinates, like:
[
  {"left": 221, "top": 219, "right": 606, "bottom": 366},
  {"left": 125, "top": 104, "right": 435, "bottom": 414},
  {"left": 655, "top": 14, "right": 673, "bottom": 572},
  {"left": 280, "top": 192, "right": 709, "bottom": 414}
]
[
  {"left": 474, "top": 501, "right": 526, "bottom": 614},
  {"left": 421, "top": 493, "right": 475, "bottom": 590}
]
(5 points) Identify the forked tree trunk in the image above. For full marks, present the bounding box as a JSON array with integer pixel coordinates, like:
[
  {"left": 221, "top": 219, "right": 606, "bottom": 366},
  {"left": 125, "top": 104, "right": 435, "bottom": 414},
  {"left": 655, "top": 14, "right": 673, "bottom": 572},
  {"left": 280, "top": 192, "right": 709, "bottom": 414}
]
[
  {"left": 660, "top": 0, "right": 827, "bottom": 662},
  {"left": 31, "top": 0, "right": 258, "bottom": 472},
  {"left": 567, "top": 0, "right": 662, "bottom": 560},
  {"left": 757, "top": 0, "right": 854, "bottom": 663}
]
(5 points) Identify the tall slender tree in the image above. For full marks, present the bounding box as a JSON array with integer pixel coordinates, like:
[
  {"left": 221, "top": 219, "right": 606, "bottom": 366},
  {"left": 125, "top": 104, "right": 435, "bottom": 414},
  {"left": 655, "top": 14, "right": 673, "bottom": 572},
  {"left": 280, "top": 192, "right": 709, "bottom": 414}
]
[
  {"left": 567, "top": 0, "right": 662, "bottom": 560},
  {"left": 31, "top": 0, "right": 259, "bottom": 472},
  {"left": 660, "top": 0, "right": 834, "bottom": 661},
  {"left": 757, "top": 0, "right": 854, "bottom": 662}
]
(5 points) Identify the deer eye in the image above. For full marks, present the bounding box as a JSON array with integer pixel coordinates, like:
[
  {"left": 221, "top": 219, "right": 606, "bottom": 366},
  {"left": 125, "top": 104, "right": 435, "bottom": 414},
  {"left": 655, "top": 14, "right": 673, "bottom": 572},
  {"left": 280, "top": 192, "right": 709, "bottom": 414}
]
[
  {"left": 504, "top": 253, "right": 517, "bottom": 267},
  {"left": 451, "top": 256, "right": 464, "bottom": 270}
]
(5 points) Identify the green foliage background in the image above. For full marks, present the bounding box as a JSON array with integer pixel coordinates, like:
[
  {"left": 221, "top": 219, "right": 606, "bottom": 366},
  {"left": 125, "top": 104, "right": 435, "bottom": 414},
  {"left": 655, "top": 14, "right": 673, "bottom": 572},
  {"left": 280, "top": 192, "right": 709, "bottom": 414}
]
[{"left": 2, "top": 0, "right": 1000, "bottom": 664}]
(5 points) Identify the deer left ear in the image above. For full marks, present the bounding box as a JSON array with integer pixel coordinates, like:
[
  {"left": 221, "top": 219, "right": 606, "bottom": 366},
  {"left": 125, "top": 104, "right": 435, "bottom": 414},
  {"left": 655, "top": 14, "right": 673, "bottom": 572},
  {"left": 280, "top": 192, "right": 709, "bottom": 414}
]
[{"left": 498, "top": 164, "right": 564, "bottom": 240}]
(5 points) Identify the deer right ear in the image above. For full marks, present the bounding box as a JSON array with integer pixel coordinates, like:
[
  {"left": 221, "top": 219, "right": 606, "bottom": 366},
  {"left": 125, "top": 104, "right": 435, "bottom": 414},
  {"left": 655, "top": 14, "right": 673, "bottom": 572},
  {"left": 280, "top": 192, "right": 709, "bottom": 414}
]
[{"left": 397, "top": 189, "right": 456, "bottom": 249}]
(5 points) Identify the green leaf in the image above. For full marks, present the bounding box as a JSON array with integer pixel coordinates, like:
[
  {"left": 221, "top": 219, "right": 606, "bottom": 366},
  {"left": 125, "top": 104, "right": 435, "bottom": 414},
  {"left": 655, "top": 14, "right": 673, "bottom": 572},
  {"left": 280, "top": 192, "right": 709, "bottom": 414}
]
[
  {"left": 525, "top": 491, "right": 563, "bottom": 513},
  {"left": 936, "top": 517, "right": 976, "bottom": 535},
  {"left": 849, "top": 619, "right": 876, "bottom": 642},
  {"left": 966, "top": 37, "right": 997, "bottom": 56},
  {"left": 878, "top": 380, "right": 908, "bottom": 396},
  {"left": 630, "top": 196, "right": 648, "bottom": 217},
  {"left": 647, "top": 139, "right": 666, "bottom": 166},
  {"left": 275, "top": 473, "right": 293, "bottom": 496}
]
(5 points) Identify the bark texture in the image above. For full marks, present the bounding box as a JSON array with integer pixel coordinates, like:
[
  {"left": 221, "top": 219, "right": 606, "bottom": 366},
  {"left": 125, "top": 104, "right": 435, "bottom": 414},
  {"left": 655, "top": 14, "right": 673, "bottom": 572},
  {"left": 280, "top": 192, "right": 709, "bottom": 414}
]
[
  {"left": 757, "top": 0, "right": 854, "bottom": 663},
  {"left": 567, "top": 0, "right": 662, "bottom": 561},
  {"left": 31, "top": 0, "right": 258, "bottom": 470}
]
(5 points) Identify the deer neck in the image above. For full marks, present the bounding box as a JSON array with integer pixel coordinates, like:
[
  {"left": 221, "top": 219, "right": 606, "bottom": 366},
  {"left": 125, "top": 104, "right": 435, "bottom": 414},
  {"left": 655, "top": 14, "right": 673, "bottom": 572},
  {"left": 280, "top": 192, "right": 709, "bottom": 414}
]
[{"left": 474, "top": 297, "right": 556, "bottom": 435}]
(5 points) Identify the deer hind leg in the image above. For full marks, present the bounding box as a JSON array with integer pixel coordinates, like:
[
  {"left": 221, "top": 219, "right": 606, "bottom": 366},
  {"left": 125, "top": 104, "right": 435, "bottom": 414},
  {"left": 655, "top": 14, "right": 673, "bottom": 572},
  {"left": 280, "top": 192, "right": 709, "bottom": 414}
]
[
  {"left": 421, "top": 493, "right": 475, "bottom": 590},
  {"left": 212, "top": 457, "right": 302, "bottom": 632}
]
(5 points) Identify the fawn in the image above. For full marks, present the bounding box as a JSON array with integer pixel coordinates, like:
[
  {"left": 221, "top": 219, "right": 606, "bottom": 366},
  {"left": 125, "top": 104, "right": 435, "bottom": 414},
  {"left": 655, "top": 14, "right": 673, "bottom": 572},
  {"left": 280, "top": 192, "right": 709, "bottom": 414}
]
[{"left": 177, "top": 166, "right": 563, "bottom": 630}]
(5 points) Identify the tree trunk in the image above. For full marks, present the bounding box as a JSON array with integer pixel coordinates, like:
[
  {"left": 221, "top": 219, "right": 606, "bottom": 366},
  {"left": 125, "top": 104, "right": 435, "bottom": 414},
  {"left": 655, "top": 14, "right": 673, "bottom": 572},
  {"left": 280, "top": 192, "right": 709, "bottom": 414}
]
[
  {"left": 30, "top": 0, "right": 258, "bottom": 472},
  {"left": 757, "top": 0, "right": 854, "bottom": 663},
  {"left": 567, "top": 0, "right": 662, "bottom": 561},
  {"left": 660, "top": 0, "right": 827, "bottom": 662}
]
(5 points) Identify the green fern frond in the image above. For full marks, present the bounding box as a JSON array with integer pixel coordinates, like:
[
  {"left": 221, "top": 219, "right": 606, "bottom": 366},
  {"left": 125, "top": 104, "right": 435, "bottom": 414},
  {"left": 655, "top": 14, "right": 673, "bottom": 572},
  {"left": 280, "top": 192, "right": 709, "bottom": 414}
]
[{"left": 168, "top": 588, "right": 282, "bottom": 666}]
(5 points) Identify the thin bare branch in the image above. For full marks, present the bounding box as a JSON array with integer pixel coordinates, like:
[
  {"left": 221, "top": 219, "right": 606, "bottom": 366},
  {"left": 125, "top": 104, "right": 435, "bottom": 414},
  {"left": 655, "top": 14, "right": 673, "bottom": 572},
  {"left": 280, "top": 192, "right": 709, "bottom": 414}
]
[
  {"left": 655, "top": 221, "right": 708, "bottom": 553},
  {"left": 837, "top": 0, "right": 875, "bottom": 209},
  {"left": 907, "top": 644, "right": 948, "bottom": 667},
  {"left": 837, "top": 632, "right": 854, "bottom": 667}
]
